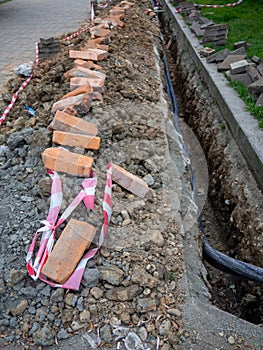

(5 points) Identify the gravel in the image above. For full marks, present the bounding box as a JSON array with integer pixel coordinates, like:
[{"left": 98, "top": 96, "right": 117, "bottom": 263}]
[{"left": 0, "top": 1, "right": 190, "bottom": 348}]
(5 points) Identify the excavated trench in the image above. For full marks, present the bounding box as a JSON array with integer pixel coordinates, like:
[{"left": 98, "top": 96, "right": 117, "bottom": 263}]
[{"left": 157, "top": 6, "right": 263, "bottom": 326}]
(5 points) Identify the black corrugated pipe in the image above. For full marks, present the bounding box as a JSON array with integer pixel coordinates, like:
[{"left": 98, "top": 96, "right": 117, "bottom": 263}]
[{"left": 157, "top": 5, "right": 263, "bottom": 284}]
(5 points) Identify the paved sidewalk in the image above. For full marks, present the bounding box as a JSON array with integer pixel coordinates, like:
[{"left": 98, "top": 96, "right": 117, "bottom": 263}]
[{"left": 0, "top": 0, "right": 90, "bottom": 92}]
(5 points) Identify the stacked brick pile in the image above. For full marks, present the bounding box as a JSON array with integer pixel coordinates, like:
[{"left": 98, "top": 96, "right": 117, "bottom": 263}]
[{"left": 39, "top": 1, "right": 149, "bottom": 285}]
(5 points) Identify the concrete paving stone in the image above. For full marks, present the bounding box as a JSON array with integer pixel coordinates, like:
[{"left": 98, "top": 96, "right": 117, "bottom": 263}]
[
  {"left": 230, "top": 46, "right": 246, "bottom": 56},
  {"left": 257, "top": 63, "right": 263, "bottom": 77},
  {"left": 251, "top": 55, "right": 261, "bottom": 64},
  {"left": 0, "top": 0, "right": 90, "bottom": 92},
  {"left": 248, "top": 77, "right": 263, "bottom": 96},
  {"left": 256, "top": 93, "right": 263, "bottom": 107},
  {"left": 234, "top": 40, "right": 249, "bottom": 50},
  {"left": 206, "top": 48, "right": 230, "bottom": 63},
  {"left": 227, "top": 72, "right": 253, "bottom": 87},
  {"left": 230, "top": 59, "right": 249, "bottom": 74},
  {"left": 190, "top": 21, "right": 204, "bottom": 36},
  {"left": 247, "top": 65, "right": 262, "bottom": 82},
  {"left": 217, "top": 54, "right": 247, "bottom": 72}
]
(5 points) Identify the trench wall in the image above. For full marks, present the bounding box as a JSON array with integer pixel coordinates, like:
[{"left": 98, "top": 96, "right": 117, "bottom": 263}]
[{"left": 160, "top": 1, "right": 263, "bottom": 266}]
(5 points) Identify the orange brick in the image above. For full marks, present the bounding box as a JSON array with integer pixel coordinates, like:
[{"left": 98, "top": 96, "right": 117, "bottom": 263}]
[
  {"left": 70, "top": 77, "right": 105, "bottom": 93},
  {"left": 73, "top": 59, "right": 102, "bottom": 70},
  {"left": 42, "top": 219, "right": 96, "bottom": 284},
  {"left": 52, "top": 93, "right": 92, "bottom": 113},
  {"left": 69, "top": 49, "right": 108, "bottom": 61},
  {"left": 87, "top": 37, "right": 111, "bottom": 45},
  {"left": 90, "top": 26, "right": 112, "bottom": 38},
  {"left": 65, "top": 66, "right": 106, "bottom": 80},
  {"left": 103, "top": 15, "right": 125, "bottom": 28},
  {"left": 112, "top": 163, "right": 149, "bottom": 198},
  {"left": 42, "top": 147, "right": 93, "bottom": 177},
  {"left": 48, "top": 110, "right": 98, "bottom": 135},
  {"left": 53, "top": 131, "right": 100, "bottom": 150},
  {"left": 61, "top": 84, "right": 93, "bottom": 99},
  {"left": 83, "top": 43, "right": 109, "bottom": 51}
]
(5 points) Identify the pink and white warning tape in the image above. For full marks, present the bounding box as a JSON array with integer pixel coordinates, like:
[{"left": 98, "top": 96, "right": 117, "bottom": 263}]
[
  {"left": 0, "top": 42, "right": 39, "bottom": 125},
  {"left": 0, "top": 0, "right": 95, "bottom": 125},
  {"left": 26, "top": 163, "right": 113, "bottom": 290},
  {"left": 98, "top": 1, "right": 112, "bottom": 9},
  {"left": 65, "top": 25, "right": 91, "bottom": 40},
  {"left": 197, "top": 0, "right": 243, "bottom": 8},
  {"left": 174, "top": 0, "right": 243, "bottom": 13}
]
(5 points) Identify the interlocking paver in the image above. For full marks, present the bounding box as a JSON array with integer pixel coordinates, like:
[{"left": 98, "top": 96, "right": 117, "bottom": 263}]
[{"left": 0, "top": 0, "right": 90, "bottom": 93}]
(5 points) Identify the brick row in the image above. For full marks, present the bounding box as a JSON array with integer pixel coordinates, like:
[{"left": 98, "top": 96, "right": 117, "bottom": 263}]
[{"left": 41, "top": 1, "right": 150, "bottom": 285}]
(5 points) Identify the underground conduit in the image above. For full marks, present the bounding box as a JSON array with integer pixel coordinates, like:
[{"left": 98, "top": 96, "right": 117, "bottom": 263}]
[{"left": 157, "top": 10, "right": 263, "bottom": 284}]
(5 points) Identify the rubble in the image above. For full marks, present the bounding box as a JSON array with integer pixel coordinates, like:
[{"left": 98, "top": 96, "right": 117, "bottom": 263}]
[{"left": 0, "top": 1, "right": 188, "bottom": 348}]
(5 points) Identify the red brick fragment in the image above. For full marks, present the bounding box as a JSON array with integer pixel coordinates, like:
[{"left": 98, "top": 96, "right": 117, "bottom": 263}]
[
  {"left": 90, "top": 26, "right": 112, "bottom": 39},
  {"left": 112, "top": 163, "right": 149, "bottom": 198},
  {"left": 53, "top": 131, "right": 100, "bottom": 150},
  {"left": 61, "top": 84, "right": 93, "bottom": 99},
  {"left": 73, "top": 59, "right": 102, "bottom": 70},
  {"left": 103, "top": 15, "right": 125, "bottom": 28},
  {"left": 42, "top": 219, "right": 96, "bottom": 284},
  {"left": 42, "top": 147, "right": 93, "bottom": 177},
  {"left": 69, "top": 49, "right": 108, "bottom": 61},
  {"left": 70, "top": 77, "right": 105, "bottom": 93},
  {"left": 87, "top": 37, "right": 111, "bottom": 45},
  {"left": 51, "top": 93, "right": 92, "bottom": 113},
  {"left": 83, "top": 43, "right": 109, "bottom": 51},
  {"left": 64, "top": 66, "right": 106, "bottom": 80},
  {"left": 48, "top": 110, "right": 98, "bottom": 136}
]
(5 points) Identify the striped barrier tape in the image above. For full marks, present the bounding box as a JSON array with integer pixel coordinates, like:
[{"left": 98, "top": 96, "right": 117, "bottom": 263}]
[
  {"left": 91, "top": 3, "right": 95, "bottom": 26},
  {"left": 0, "top": 42, "right": 39, "bottom": 125},
  {"left": 98, "top": 1, "right": 112, "bottom": 9},
  {"left": 197, "top": 0, "right": 243, "bottom": 8},
  {"left": 174, "top": 0, "right": 243, "bottom": 13},
  {"left": 26, "top": 162, "right": 113, "bottom": 290},
  {"left": 65, "top": 26, "right": 91, "bottom": 40},
  {"left": 1, "top": 1, "right": 94, "bottom": 125}
]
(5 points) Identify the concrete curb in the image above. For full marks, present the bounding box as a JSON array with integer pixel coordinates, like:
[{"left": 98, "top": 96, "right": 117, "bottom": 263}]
[{"left": 162, "top": 0, "right": 263, "bottom": 193}]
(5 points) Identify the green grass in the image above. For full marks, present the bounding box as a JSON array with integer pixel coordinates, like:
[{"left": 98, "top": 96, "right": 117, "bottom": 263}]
[
  {"left": 229, "top": 80, "right": 263, "bottom": 128},
  {"left": 0, "top": 0, "right": 12, "bottom": 4},
  {"left": 176, "top": 0, "right": 263, "bottom": 128}
]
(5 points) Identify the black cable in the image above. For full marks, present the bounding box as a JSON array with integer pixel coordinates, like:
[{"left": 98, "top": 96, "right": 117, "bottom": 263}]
[{"left": 159, "top": 9, "right": 263, "bottom": 284}]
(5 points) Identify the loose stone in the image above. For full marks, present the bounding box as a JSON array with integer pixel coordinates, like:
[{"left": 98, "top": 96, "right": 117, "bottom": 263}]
[
  {"left": 100, "top": 265, "right": 124, "bottom": 286},
  {"left": 10, "top": 299, "right": 28, "bottom": 316},
  {"left": 228, "top": 335, "right": 235, "bottom": 344},
  {"left": 79, "top": 309, "right": 91, "bottom": 323},
  {"left": 33, "top": 324, "right": 55, "bottom": 346}
]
